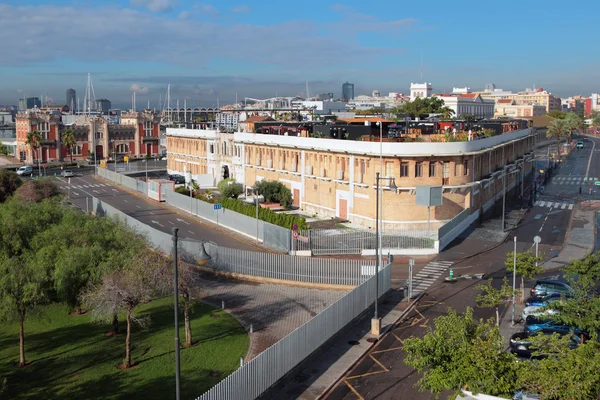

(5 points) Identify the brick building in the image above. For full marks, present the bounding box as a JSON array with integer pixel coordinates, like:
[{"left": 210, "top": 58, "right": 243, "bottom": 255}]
[
  {"left": 16, "top": 110, "right": 160, "bottom": 163},
  {"left": 166, "top": 125, "right": 540, "bottom": 229}
]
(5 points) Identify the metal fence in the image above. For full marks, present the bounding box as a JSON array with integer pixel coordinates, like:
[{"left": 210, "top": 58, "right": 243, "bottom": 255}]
[
  {"left": 203, "top": 244, "right": 375, "bottom": 286},
  {"left": 90, "top": 196, "right": 371, "bottom": 286},
  {"left": 194, "top": 261, "right": 392, "bottom": 400},
  {"left": 293, "top": 227, "right": 437, "bottom": 256},
  {"left": 96, "top": 167, "right": 148, "bottom": 194}
]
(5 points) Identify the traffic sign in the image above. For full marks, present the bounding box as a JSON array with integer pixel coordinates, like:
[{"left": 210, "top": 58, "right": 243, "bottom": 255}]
[
  {"left": 533, "top": 236, "right": 541, "bottom": 244},
  {"left": 214, "top": 204, "right": 222, "bottom": 210},
  {"left": 292, "top": 231, "right": 299, "bottom": 239},
  {"left": 595, "top": 181, "right": 600, "bottom": 186},
  {"left": 124, "top": 156, "right": 129, "bottom": 163},
  {"left": 292, "top": 224, "right": 298, "bottom": 231}
]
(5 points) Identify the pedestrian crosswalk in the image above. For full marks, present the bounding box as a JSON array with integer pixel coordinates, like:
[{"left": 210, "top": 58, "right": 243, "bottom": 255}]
[
  {"left": 551, "top": 176, "right": 598, "bottom": 185},
  {"left": 64, "top": 184, "right": 108, "bottom": 189},
  {"left": 534, "top": 200, "right": 574, "bottom": 210},
  {"left": 410, "top": 260, "right": 453, "bottom": 295}
]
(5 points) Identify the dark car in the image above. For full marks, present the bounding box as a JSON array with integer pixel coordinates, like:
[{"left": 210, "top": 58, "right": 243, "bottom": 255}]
[
  {"left": 510, "top": 330, "right": 583, "bottom": 359},
  {"left": 530, "top": 280, "right": 573, "bottom": 297},
  {"left": 525, "top": 292, "right": 571, "bottom": 307},
  {"left": 168, "top": 174, "right": 185, "bottom": 184},
  {"left": 524, "top": 315, "right": 574, "bottom": 336}
]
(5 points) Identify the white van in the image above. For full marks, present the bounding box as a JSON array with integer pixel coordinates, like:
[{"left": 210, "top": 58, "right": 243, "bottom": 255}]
[{"left": 16, "top": 165, "right": 33, "bottom": 176}]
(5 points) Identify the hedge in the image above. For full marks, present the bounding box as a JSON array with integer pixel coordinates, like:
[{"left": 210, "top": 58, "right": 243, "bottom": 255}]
[{"left": 220, "top": 198, "right": 309, "bottom": 230}]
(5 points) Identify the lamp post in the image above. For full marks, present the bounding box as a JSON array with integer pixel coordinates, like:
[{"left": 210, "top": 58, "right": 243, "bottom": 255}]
[
  {"left": 376, "top": 121, "right": 384, "bottom": 269},
  {"left": 172, "top": 227, "right": 181, "bottom": 400},
  {"left": 511, "top": 235, "right": 517, "bottom": 326},
  {"left": 372, "top": 172, "right": 397, "bottom": 336},
  {"left": 111, "top": 139, "right": 117, "bottom": 171},
  {"left": 254, "top": 186, "right": 259, "bottom": 244}
]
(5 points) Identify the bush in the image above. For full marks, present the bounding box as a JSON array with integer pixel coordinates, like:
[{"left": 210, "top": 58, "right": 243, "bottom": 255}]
[
  {"left": 0, "top": 169, "right": 22, "bottom": 203},
  {"left": 217, "top": 178, "right": 243, "bottom": 199},
  {"left": 175, "top": 186, "right": 190, "bottom": 196},
  {"left": 254, "top": 180, "right": 294, "bottom": 207},
  {"left": 14, "top": 178, "right": 60, "bottom": 203},
  {"left": 220, "top": 198, "right": 308, "bottom": 230}
]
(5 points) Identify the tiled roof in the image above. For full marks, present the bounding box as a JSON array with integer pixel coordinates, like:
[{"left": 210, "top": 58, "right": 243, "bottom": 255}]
[
  {"left": 459, "top": 94, "right": 478, "bottom": 99},
  {"left": 244, "top": 116, "right": 275, "bottom": 123}
]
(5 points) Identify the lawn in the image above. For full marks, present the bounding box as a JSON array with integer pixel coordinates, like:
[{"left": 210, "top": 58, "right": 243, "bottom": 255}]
[{"left": 0, "top": 298, "right": 249, "bottom": 400}]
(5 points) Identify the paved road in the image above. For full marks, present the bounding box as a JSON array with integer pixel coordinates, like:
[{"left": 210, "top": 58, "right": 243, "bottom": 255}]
[
  {"left": 54, "top": 170, "right": 261, "bottom": 251},
  {"left": 324, "top": 139, "right": 596, "bottom": 400}
]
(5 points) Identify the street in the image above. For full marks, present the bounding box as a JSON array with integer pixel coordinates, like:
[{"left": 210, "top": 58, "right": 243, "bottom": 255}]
[
  {"left": 324, "top": 137, "right": 598, "bottom": 400},
  {"left": 52, "top": 167, "right": 262, "bottom": 251}
]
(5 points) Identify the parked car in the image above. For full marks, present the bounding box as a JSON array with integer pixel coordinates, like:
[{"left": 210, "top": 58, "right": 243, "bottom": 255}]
[
  {"left": 524, "top": 315, "right": 573, "bottom": 336},
  {"left": 525, "top": 293, "right": 570, "bottom": 307},
  {"left": 522, "top": 306, "right": 559, "bottom": 321},
  {"left": 529, "top": 280, "right": 573, "bottom": 297},
  {"left": 16, "top": 165, "right": 33, "bottom": 176},
  {"left": 510, "top": 330, "right": 583, "bottom": 359},
  {"left": 61, "top": 170, "right": 75, "bottom": 178},
  {"left": 167, "top": 174, "right": 185, "bottom": 184}
]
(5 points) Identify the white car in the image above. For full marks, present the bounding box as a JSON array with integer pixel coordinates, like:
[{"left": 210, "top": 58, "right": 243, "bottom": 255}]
[
  {"left": 521, "top": 306, "right": 559, "bottom": 321},
  {"left": 61, "top": 170, "right": 75, "bottom": 178},
  {"left": 16, "top": 165, "right": 33, "bottom": 176}
]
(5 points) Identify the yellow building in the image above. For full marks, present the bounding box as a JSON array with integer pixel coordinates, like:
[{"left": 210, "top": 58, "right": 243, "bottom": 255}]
[{"left": 167, "top": 128, "right": 539, "bottom": 230}]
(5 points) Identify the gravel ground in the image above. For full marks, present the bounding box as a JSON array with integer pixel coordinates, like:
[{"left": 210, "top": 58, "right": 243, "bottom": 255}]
[{"left": 194, "top": 271, "right": 348, "bottom": 360}]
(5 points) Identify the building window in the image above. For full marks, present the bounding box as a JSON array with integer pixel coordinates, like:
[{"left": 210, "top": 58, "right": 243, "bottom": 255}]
[
  {"left": 209, "top": 144, "right": 214, "bottom": 154},
  {"left": 385, "top": 161, "right": 395, "bottom": 178},
  {"left": 415, "top": 162, "right": 423, "bottom": 177},
  {"left": 463, "top": 160, "right": 469, "bottom": 176},
  {"left": 429, "top": 162, "right": 436, "bottom": 177},
  {"left": 442, "top": 162, "right": 450, "bottom": 185},
  {"left": 400, "top": 161, "right": 409, "bottom": 177}
]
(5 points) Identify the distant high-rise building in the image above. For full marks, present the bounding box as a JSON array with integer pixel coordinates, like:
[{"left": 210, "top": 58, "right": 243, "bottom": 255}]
[
  {"left": 484, "top": 83, "right": 496, "bottom": 92},
  {"left": 66, "top": 89, "right": 76, "bottom": 111},
  {"left": 18, "top": 98, "right": 26, "bottom": 111},
  {"left": 342, "top": 82, "right": 354, "bottom": 101},
  {"left": 95, "top": 99, "right": 111, "bottom": 112},
  {"left": 26, "top": 97, "right": 41, "bottom": 109}
]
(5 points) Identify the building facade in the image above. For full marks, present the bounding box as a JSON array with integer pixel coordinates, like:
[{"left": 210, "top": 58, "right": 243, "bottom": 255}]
[
  {"left": 477, "top": 88, "right": 561, "bottom": 112},
  {"left": 66, "top": 89, "right": 76, "bottom": 111},
  {"left": 410, "top": 83, "right": 433, "bottom": 101},
  {"left": 434, "top": 94, "right": 495, "bottom": 118},
  {"left": 342, "top": 82, "right": 355, "bottom": 101},
  {"left": 166, "top": 126, "right": 537, "bottom": 229},
  {"left": 494, "top": 99, "right": 546, "bottom": 118},
  {"left": 15, "top": 110, "right": 160, "bottom": 163}
]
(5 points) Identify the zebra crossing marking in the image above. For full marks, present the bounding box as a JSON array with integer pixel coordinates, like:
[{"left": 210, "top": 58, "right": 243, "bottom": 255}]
[
  {"left": 410, "top": 261, "right": 453, "bottom": 295},
  {"left": 534, "top": 200, "right": 575, "bottom": 210}
]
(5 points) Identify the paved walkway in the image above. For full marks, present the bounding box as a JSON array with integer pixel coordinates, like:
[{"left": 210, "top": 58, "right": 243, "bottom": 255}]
[
  {"left": 543, "top": 206, "right": 595, "bottom": 270},
  {"left": 264, "top": 288, "right": 413, "bottom": 399}
]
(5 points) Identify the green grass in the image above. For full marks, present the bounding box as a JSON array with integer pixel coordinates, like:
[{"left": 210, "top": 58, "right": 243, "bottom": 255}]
[{"left": 0, "top": 298, "right": 249, "bottom": 400}]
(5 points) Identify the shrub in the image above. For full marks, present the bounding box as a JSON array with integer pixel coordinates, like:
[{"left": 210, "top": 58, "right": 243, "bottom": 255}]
[
  {"left": 220, "top": 198, "right": 308, "bottom": 230},
  {"left": 0, "top": 169, "right": 22, "bottom": 203},
  {"left": 175, "top": 186, "right": 190, "bottom": 196},
  {"left": 14, "top": 178, "right": 60, "bottom": 203},
  {"left": 254, "top": 180, "right": 294, "bottom": 207},
  {"left": 217, "top": 178, "right": 243, "bottom": 199}
]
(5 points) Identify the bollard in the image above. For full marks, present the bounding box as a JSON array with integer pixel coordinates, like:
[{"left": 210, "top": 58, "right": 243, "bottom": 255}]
[
  {"left": 240, "top": 356, "right": 244, "bottom": 367},
  {"left": 221, "top": 300, "right": 225, "bottom": 310},
  {"left": 250, "top": 324, "right": 253, "bottom": 334},
  {"left": 449, "top": 268, "right": 454, "bottom": 279}
]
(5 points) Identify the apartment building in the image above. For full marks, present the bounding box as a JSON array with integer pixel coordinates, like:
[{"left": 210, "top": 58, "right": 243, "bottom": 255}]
[
  {"left": 433, "top": 93, "right": 495, "bottom": 118},
  {"left": 476, "top": 88, "right": 560, "bottom": 112},
  {"left": 494, "top": 99, "right": 547, "bottom": 118},
  {"left": 16, "top": 109, "right": 160, "bottom": 163},
  {"left": 166, "top": 126, "right": 537, "bottom": 229}
]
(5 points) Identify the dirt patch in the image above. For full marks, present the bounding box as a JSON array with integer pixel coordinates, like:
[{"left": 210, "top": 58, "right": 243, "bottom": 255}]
[
  {"left": 16, "top": 361, "right": 33, "bottom": 368},
  {"left": 117, "top": 363, "right": 139, "bottom": 370},
  {"left": 69, "top": 310, "right": 88, "bottom": 316},
  {"left": 209, "top": 370, "right": 223, "bottom": 377},
  {"left": 302, "top": 217, "right": 349, "bottom": 229},
  {"left": 104, "top": 331, "right": 122, "bottom": 337}
]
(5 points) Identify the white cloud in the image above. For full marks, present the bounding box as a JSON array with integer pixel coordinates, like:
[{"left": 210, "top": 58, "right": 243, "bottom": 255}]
[
  {"left": 232, "top": 5, "right": 250, "bottom": 13},
  {"left": 130, "top": 84, "right": 149, "bottom": 94},
  {"left": 178, "top": 10, "right": 190, "bottom": 20},
  {"left": 193, "top": 4, "right": 220, "bottom": 15},
  {"left": 130, "top": 0, "right": 175, "bottom": 13}
]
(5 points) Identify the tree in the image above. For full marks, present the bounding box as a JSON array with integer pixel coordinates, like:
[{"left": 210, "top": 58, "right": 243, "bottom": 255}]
[
  {"left": 517, "top": 333, "right": 600, "bottom": 399},
  {"left": 590, "top": 111, "right": 600, "bottom": 127},
  {"left": 217, "top": 178, "right": 243, "bottom": 199},
  {"left": 81, "top": 250, "right": 169, "bottom": 368},
  {"left": 0, "top": 143, "right": 10, "bottom": 155},
  {"left": 61, "top": 129, "right": 76, "bottom": 163},
  {"left": 475, "top": 277, "right": 517, "bottom": 325},
  {"left": 25, "top": 130, "right": 42, "bottom": 176},
  {"left": 0, "top": 169, "right": 22, "bottom": 203},
  {"left": 547, "top": 110, "right": 566, "bottom": 119},
  {"left": 0, "top": 199, "right": 65, "bottom": 367},
  {"left": 14, "top": 178, "right": 60, "bottom": 203},
  {"left": 254, "top": 180, "right": 293, "bottom": 208},
  {"left": 403, "top": 307, "right": 519, "bottom": 398},
  {"left": 564, "top": 112, "right": 583, "bottom": 140},
  {"left": 505, "top": 250, "right": 542, "bottom": 302},
  {"left": 175, "top": 261, "right": 201, "bottom": 348},
  {"left": 391, "top": 97, "right": 453, "bottom": 119},
  {"left": 547, "top": 119, "right": 568, "bottom": 160}
]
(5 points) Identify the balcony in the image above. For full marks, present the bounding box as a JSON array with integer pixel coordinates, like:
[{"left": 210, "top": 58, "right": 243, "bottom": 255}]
[
  {"left": 41, "top": 138, "right": 55, "bottom": 145},
  {"left": 142, "top": 135, "right": 159, "bottom": 142}
]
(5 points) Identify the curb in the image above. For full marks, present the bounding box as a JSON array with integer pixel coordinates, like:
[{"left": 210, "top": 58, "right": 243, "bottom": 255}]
[{"left": 317, "top": 292, "right": 424, "bottom": 399}]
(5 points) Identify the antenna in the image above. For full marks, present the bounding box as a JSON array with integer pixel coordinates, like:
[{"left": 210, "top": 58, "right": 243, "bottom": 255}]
[
  {"left": 184, "top": 99, "right": 187, "bottom": 123},
  {"left": 420, "top": 53, "right": 423, "bottom": 82},
  {"left": 134, "top": 92, "right": 136, "bottom": 111},
  {"left": 306, "top": 81, "right": 310, "bottom": 99}
]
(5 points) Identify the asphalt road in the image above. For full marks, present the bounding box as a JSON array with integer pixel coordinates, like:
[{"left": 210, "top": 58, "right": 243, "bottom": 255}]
[
  {"left": 53, "top": 169, "right": 261, "bottom": 251},
  {"left": 324, "top": 139, "right": 596, "bottom": 400}
]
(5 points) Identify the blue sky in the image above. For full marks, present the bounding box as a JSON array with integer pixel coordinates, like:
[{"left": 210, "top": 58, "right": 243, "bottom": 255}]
[{"left": 1, "top": 0, "right": 599, "bottom": 108}]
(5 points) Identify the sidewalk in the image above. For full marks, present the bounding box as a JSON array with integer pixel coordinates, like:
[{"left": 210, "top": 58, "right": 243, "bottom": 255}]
[
  {"left": 543, "top": 207, "right": 596, "bottom": 270},
  {"left": 262, "top": 288, "right": 416, "bottom": 399}
]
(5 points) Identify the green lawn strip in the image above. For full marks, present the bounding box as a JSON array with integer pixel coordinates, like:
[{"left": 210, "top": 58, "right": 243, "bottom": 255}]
[{"left": 0, "top": 297, "right": 248, "bottom": 400}]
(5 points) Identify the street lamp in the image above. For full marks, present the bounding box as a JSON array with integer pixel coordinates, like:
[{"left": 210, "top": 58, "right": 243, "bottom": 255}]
[
  {"left": 376, "top": 120, "right": 384, "bottom": 268},
  {"left": 172, "top": 228, "right": 181, "bottom": 400},
  {"left": 253, "top": 186, "right": 260, "bottom": 244},
  {"left": 111, "top": 139, "right": 117, "bottom": 171},
  {"left": 372, "top": 172, "right": 397, "bottom": 336}
]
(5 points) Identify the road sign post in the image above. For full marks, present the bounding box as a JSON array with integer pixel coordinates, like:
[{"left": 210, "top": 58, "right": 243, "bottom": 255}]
[
  {"left": 214, "top": 204, "right": 222, "bottom": 228},
  {"left": 408, "top": 259, "right": 414, "bottom": 300},
  {"left": 533, "top": 235, "right": 541, "bottom": 267}
]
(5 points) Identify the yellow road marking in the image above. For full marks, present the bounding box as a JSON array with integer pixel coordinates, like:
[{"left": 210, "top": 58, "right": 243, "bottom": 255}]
[
  {"left": 343, "top": 380, "right": 365, "bottom": 400},
  {"left": 369, "top": 354, "right": 389, "bottom": 372}
]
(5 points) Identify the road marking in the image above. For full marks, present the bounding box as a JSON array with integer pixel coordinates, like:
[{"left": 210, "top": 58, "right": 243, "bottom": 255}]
[
  {"left": 136, "top": 205, "right": 141, "bottom": 208},
  {"left": 72, "top": 192, "right": 79, "bottom": 196},
  {"left": 112, "top": 189, "right": 118, "bottom": 192},
  {"left": 176, "top": 218, "right": 190, "bottom": 225},
  {"left": 124, "top": 199, "right": 128, "bottom": 203},
  {"left": 151, "top": 220, "right": 164, "bottom": 228},
  {"left": 561, "top": 203, "right": 566, "bottom": 209},
  {"left": 585, "top": 138, "right": 596, "bottom": 177},
  {"left": 188, "top": 230, "right": 195, "bottom": 234},
  {"left": 569, "top": 203, "right": 574, "bottom": 210}
]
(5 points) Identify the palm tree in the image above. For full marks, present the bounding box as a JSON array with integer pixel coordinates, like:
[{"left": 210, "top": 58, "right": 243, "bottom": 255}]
[
  {"left": 61, "top": 129, "right": 76, "bottom": 163},
  {"left": 564, "top": 113, "right": 583, "bottom": 141},
  {"left": 25, "top": 130, "right": 42, "bottom": 176},
  {"left": 547, "top": 119, "right": 568, "bottom": 161}
]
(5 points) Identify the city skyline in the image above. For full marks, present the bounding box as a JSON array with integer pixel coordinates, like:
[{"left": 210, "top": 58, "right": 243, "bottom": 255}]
[{"left": 1, "top": 0, "right": 599, "bottom": 108}]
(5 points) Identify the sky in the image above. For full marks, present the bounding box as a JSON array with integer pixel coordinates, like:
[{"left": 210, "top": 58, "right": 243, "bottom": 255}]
[{"left": 1, "top": 0, "right": 599, "bottom": 109}]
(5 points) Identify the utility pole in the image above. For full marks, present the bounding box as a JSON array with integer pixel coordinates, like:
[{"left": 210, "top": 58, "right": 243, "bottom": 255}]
[
  {"left": 172, "top": 228, "right": 181, "bottom": 400},
  {"left": 502, "top": 167, "right": 506, "bottom": 231},
  {"left": 511, "top": 235, "right": 517, "bottom": 326}
]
